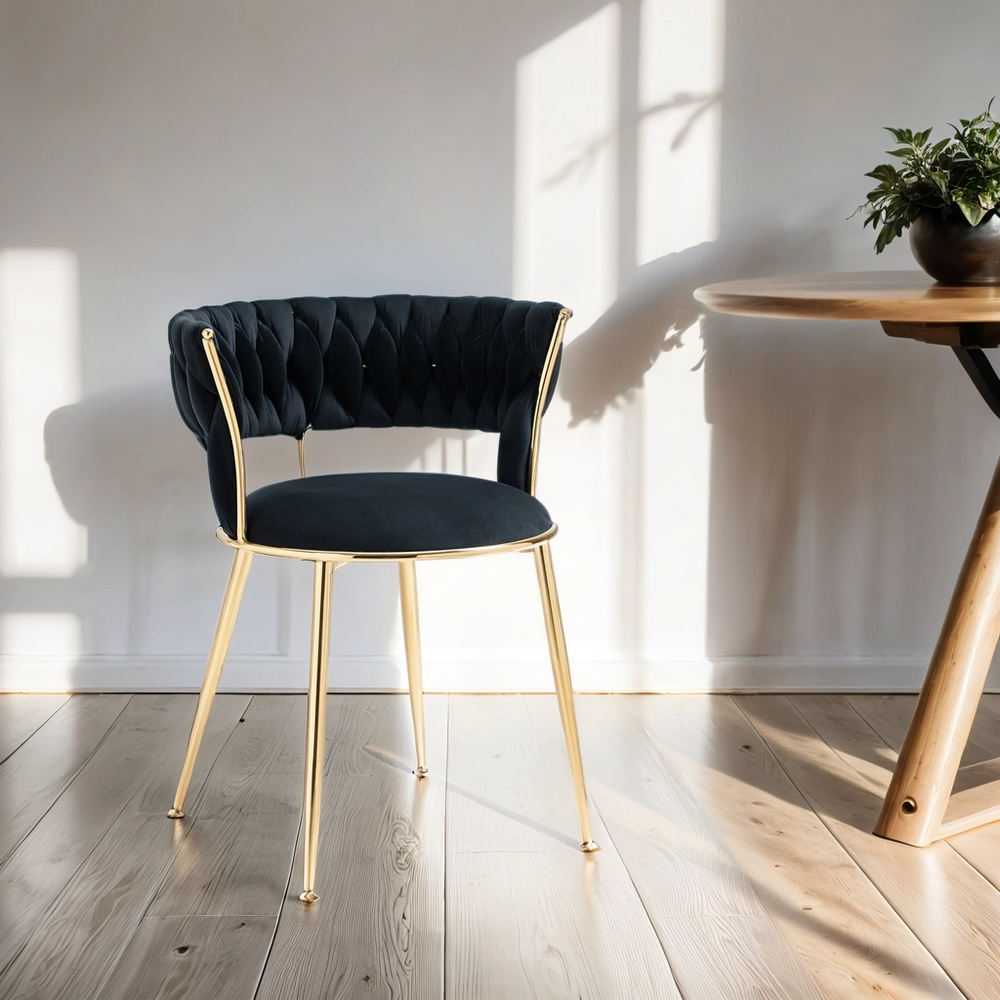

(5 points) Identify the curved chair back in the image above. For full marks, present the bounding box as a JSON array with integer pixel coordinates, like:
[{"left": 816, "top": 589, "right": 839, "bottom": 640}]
[{"left": 169, "top": 295, "right": 568, "bottom": 537}]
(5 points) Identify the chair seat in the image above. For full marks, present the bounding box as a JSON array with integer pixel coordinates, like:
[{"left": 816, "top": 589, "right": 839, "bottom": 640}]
[{"left": 244, "top": 471, "right": 554, "bottom": 554}]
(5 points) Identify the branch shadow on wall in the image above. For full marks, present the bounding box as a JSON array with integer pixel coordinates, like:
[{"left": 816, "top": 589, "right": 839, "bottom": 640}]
[
  {"left": 556, "top": 220, "right": 988, "bottom": 687},
  {"left": 558, "top": 229, "right": 831, "bottom": 427}
]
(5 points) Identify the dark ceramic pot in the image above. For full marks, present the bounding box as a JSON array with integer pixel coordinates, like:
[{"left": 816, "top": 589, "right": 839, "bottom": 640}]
[{"left": 909, "top": 208, "right": 1000, "bottom": 285}]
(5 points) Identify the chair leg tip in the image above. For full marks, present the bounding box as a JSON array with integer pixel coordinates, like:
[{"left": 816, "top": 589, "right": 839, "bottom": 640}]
[
  {"left": 414, "top": 766, "right": 429, "bottom": 778},
  {"left": 167, "top": 808, "right": 185, "bottom": 819},
  {"left": 580, "top": 840, "right": 600, "bottom": 853},
  {"left": 299, "top": 891, "right": 320, "bottom": 903}
]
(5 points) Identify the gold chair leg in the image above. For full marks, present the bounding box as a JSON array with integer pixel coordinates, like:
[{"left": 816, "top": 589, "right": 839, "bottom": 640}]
[
  {"left": 534, "top": 542, "right": 599, "bottom": 853},
  {"left": 300, "top": 560, "right": 335, "bottom": 903},
  {"left": 399, "top": 560, "right": 428, "bottom": 777},
  {"left": 168, "top": 547, "right": 253, "bottom": 819}
]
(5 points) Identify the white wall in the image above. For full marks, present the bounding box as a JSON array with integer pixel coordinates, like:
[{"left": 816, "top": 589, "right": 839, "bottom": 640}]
[{"left": 1, "top": 0, "right": 999, "bottom": 692}]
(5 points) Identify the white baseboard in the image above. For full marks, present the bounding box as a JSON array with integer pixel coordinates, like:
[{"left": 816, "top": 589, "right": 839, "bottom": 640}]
[{"left": 0, "top": 652, "right": 944, "bottom": 694}]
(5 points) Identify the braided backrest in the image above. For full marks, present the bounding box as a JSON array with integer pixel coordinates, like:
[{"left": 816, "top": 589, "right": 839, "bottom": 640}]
[{"left": 169, "top": 295, "right": 565, "bottom": 535}]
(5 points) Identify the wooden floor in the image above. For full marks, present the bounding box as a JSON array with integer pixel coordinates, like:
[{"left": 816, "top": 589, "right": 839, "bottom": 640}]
[{"left": 2, "top": 694, "right": 1000, "bottom": 999}]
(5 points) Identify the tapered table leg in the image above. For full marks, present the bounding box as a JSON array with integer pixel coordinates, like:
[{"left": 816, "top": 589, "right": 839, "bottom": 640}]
[{"left": 875, "top": 452, "right": 1000, "bottom": 845}]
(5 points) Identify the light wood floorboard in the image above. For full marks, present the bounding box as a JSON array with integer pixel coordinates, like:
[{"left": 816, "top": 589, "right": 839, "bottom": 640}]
[
  {"left": 847, "top": 694, "right": 998, "bottom": 767},
  {"left": 848, "top": 693, "right": 1000, "bottom": 900},
  {"left": 447, "top": 694, "right": 683, "bottom": 1000},
  {"left": 0, "top": 694, "right": 70, "bottom": 765},
  {"left": 0, "top": 695, "right": 249, "bottom": 1000},
  {"left": 738, "top": 693, "right": 1000, "bottom": 999},
  {"left": 0, "top": 694, "right": 131, "bottom": 866},
  {"left": 578, "top": 696, "right": 824, "bottom": 1000},
  {"left": 256, "top": 694, "right": 448, "bottom": 1000},
  {"left": 447, "top": 693, "right": 589, "bottom": 853},
  {"left": 97, "top": 915, "right": 276, "bottom": 1000},
  {"left": 619, "top": 693, "right": 962, "bottom": 999},
  {"left": 0, "top": 694, "right": 227, "bottom": 978},
  {"left": 147, "top": 695, "right": 305, "bottom": 918},
  {"left": 5, "top": 692, "right": 1000, "bottom": 999}
]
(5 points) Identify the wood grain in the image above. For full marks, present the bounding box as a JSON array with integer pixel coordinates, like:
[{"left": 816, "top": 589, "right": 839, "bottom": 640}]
[
  {"left": 739, "top": 693, "right": 1000, "bottom": 999},
  {"left": 849, "top": 692, "right": 1000, "bottom": 900},
  {"left": 448, "top": 695, "right": 682, "bottom": 1000},
  {"left": 148, "top": 695, "right": 306, "bottom": 917},
  {"left": 5, "top": 692, "right": 1000, "bottom": 998},
  {"left": 448, "top": 694, "right": 592, "bottom": 853},
  {"left": 694, "top": 270, "right": 1000, "bottom": 323},
  {"left": 0, "top": 693, "right": 70, "bottom": 764},
  {"left": 0, "top": 694, "right": 249, "bottom": 1000},
  {"left": 448, "top": 851, "right": 681, "bottom": 1000},
  {"left": 0, "top": 695, "right": 211, "bottom": 974},
  {"left": 256, "top": 694, "right": 448, "bottom": 1000},
  {"left": 96, "top": 915, "right": 275, "bottom": 1000},
  {"left": 576, "top": 696, "right": 825, "bottom": 1000},
  {"left": 619, "top": 693, "right": 962, "bottom": 1000},
  {"left": 0, "top": 694, "right": 130, "bottom": 866},
  {"left": 847, "top": 693, "right": 997, "bottom": 767}
]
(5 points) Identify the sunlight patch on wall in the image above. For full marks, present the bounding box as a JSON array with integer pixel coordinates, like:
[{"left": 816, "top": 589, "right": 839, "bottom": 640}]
[
  {"left": 1, "top": 612, "right": 82, "bottom": 656},
  {"left": 631, "top": 0, "right": 724, "bottom": 657},
  {"left": 636, "top": 0, "right": 724, "bottom": 264},
  {"left": 514, "top": 3, "right": 620, "bottom": 333},
  {"left": 0, "top": 249, "right": 87, "bottom": 577}
]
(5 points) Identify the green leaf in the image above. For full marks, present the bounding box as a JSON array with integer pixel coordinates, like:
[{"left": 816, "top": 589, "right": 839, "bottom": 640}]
[
  {"left": 865, "top": 164, "right": 899, "bottom": 183},
  {"left": 885, "top": 126, "right": 914, "bottom": 144},
  {"left": 863, "top": 103, "right": 1000, "bottom": 248},
  {"left": 955, "top": 191, "right": 987, "bottom": 226}
]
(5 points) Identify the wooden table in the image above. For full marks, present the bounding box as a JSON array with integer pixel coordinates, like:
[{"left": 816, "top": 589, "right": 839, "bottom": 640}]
[{"left": 694, "top": 271, "right": 1000, "bottom": 847}]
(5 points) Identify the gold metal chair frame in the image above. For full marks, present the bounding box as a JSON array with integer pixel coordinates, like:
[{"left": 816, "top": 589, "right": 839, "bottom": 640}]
[{"left": 167, "top": 307, "right": 599, "bottom": 904}]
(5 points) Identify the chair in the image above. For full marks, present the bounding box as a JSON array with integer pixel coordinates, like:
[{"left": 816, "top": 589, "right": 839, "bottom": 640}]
[{"left": 167, "top": 294, "right": 598, "bottom": 903}]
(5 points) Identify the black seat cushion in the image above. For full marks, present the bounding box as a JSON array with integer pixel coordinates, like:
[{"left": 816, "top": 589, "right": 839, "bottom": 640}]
[
  {"left": 169, "top": 296, "right": 565, "bottom": 539},
  {"left": 244, "top": 472, "right": 554, "bottom": 554}
]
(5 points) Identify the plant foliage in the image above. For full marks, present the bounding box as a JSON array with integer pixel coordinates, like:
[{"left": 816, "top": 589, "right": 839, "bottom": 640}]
[{"left": 861, "top": 102, "right": 1000, "bottom": 252}]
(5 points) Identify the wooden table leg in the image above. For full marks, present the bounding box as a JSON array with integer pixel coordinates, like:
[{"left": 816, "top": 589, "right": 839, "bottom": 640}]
[{"left": 875, "top": 452, "right": 1000, "bottom": 846}]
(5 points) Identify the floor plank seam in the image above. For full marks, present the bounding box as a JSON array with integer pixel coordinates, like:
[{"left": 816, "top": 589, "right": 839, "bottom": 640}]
[
  {"left": 842, "top": 694, "right": 1000, "bottom": 905},
  {"left": 10, "top": 693, "right": 993, "bottom": 999},
  {"left": 583, "top": 770, "right": 688, "bottom": 1000},
  {"left": 0, "top": 694, "right": 135, "bottom": 871},
  {"left": 129, "top": 697, "right": 253, "bottom": 928},
  {"left": 442, "top": 692, "right": 451, "bottom": 1000},
  {"left": 599, "top": 701, "right": 693, "bottom": 993},
  {"left": 785, "top": 693, "right": 1000, "bottom": 884},
  {"left": 183, "top": 693, "right": 258, "bottom": 820},
  {"left": 250, "top": 815, "right": 300, "bottom": 1000},
  {"left": 249, "top": 693, "right": 307, "bottom": 1000},
  {"left": 0, "top": 697, "right": 148, "bottom": 987},
  {"left": 0, "top": 694, "right": 71, "bottom": 768},
  {"left": 87, "top": 697, "right": 256, "bottom": 1000},
  {"left": 731, "top": 695, "right": 970, "bottom": 1000}
]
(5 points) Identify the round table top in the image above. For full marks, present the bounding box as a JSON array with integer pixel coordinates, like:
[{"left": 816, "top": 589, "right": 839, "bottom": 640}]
[{"left": 694, "top": 271, "right": 1000, "bottom": 323}]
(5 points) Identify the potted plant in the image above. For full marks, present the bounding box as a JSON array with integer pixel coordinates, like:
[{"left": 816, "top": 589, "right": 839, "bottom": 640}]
[{"left": 860, "top": 103, "right": 1000, "bottom": 285}]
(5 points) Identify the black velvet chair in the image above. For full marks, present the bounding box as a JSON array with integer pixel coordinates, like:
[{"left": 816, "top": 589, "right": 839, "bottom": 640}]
[{"left": 167, "top": 295, "right": 598, "bottom": 903}]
